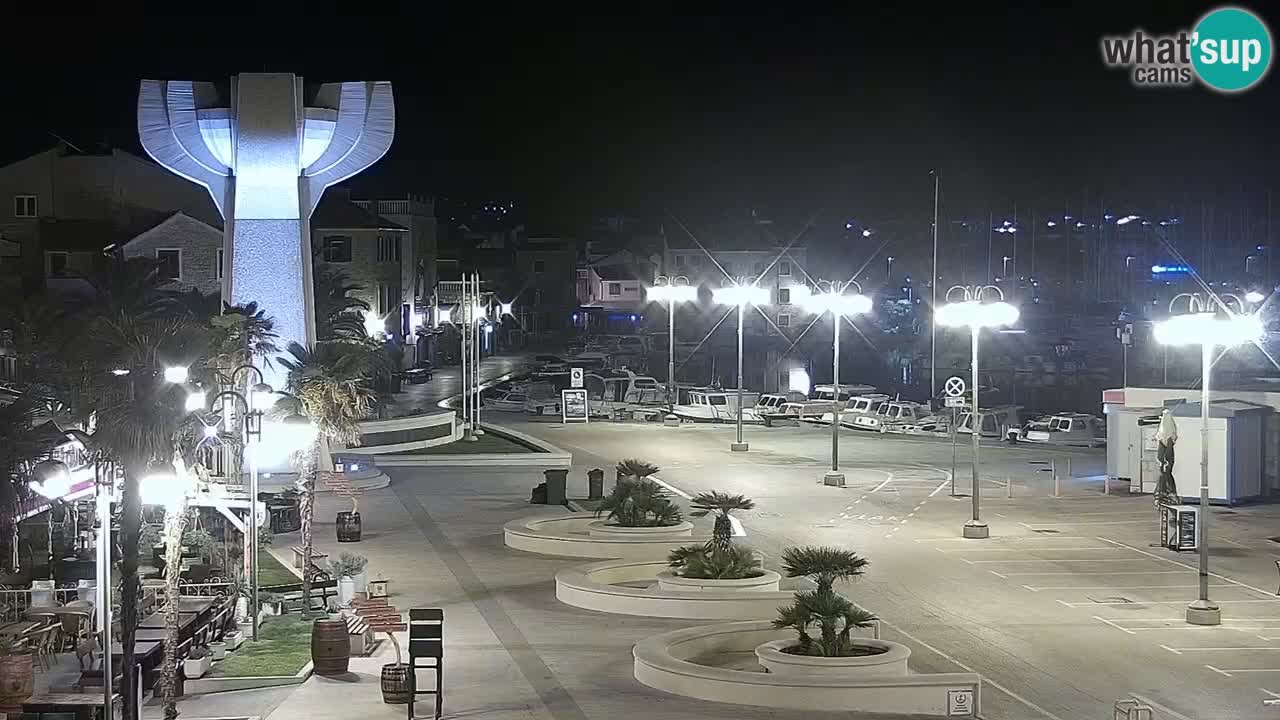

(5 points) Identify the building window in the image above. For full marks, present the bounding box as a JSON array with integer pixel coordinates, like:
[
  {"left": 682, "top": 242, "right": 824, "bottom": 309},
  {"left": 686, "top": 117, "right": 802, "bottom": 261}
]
[
  {"left": 13, "top": 195, "right": 37, "bottom": 218},
  {"left": 323, "top": 236, "right": 352, "bottom": 263},
  {"left": 534, "top": 260, "right": 546, "bottom": 273},
  {"left": 778, "top": 313, "right": 791, "bottom": 328},
  {"left": 779, "top": 260, "right": 792, "bottom": 276},
  {"left": 778, "top": 288, "right": 791, "bottom": 304},
  {"left": 47, "top": 252, "right": 68, "bottom": 278},
  {"left": 753, "top": 261, "right": 765, "bottom": 275},
  {"left": 674, "top": 254, "right": 686, "bottom": 269},
  {"left": 377, "top": 283, "right": 397, "bottom": 315},
  {"left": 156, "top": 249, "right": 181, "bottom": 281},
  {"left": 577, "top": 268, "right": 589, "bottom": 278},
  {"left": 608, "top": 282, "right": 622, "bottom": 296},
  {"left": 216, "top": 249, "right": 224, "bottom": 280},
  {"left": 377, "top": 235, "right": 401, "bottom": 263}
]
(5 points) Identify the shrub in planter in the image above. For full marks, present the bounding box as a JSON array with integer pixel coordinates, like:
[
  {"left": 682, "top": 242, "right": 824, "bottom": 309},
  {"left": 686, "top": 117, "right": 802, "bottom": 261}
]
[
  {"left": 224, "top": 630, "right": 244, "bottom": 651},
  {"left": 689, "top": 491, "right": 755, "bottom": 554},
  {"left": 209, "top": 641, "right": 227, "bottom": 661},
  {"left": 183, "top": 647, "right": 212, "bottom": 679},
  {"left": 772, "top": 546, "right": 878, "bottom": 657},
  {"left": 595, "top": 467, "right": 682, "bottom": 528},
  {"left": 0, "top": 635, "right": 35, "bottom": 709},
  {"left": 668, "top": 492, "right": 760, "bottom": 580}
]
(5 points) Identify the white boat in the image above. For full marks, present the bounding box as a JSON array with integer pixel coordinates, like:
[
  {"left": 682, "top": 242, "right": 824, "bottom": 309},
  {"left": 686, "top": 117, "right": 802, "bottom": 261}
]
[
  {"left": 790, "top": 385, "right": 877, "bottom": 423},
  {"left": 957, "top": 405, "right": 1022, "bottom": 438},
  {"left": 813, "top": 393, "right": 889, "bottom": 426},
  {"left": 1006, "top": 413, "right": 1105, "bottom": 447},
  {"left": 484, "top": 389, "right": 531, "bottom": 412},
  {"left": 672, "top": 389, "right": 762, "bottom": 423},
  {"left": 850, "top": 400, "right": 928, "bottom": 432},
  {"left": 583, "top": 370, "right": 666, "bottom": 414}
]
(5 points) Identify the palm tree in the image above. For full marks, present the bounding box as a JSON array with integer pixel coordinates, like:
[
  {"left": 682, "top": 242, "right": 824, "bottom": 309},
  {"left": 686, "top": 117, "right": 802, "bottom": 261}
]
[
  {"left": 313, "top": 268, "right": 371, "bottom": 342},
  {"left": 595, "top": 477, "right": 682, "bottom": 528},
  {"left": 780, "top": 546, "right": 869, "bottom": 596},
  {"left": 689, "top": 491, "right": 754, "bottom": 554},
  {"left": 774, "top": 545, "right": 876, "bottom": 657},
  {"left": 278, "top": 341, "right": 376, "bottom": 612},
  {"left": 616, "top": 458, "right": 660, "bottom": 481},
  {"left": 0, "top": 399, "right": 46, "bottom": 531}
]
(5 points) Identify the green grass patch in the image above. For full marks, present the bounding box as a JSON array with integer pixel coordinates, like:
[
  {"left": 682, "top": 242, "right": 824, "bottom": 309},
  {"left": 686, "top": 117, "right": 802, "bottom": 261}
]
[
  {"left": 258, "top": 552, "right": 299, "bottom": 587},
  {"left": 390, "top": 432, "right": 535, "bottom": 455},
  {"left": 210, "top": 615, "right": 312, "bottom": 677}
]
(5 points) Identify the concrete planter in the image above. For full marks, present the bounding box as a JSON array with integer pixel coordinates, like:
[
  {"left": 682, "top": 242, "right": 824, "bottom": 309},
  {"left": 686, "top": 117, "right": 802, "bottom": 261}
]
[
  {"left": 555, "top": 560, "right": 791, "bottom": 619},
  {"left": 656, "top": 570, "right": 781, "bottom": 593},
  {"left": 754, "top": 639, "right": 909, "bottom": 678},
  {"left": 586, "top": 520, "right": 693, "bottom": 538},
  {"left": 632, "top": 621, "right": 980, "bottom": 716},
  {"left": 338, "top": 577, "right": 356, "bottom": 607},
  {"left": 183, "top": 655, "right": 212, "bottom": 679},
  {"left": 504, "top": 513, "right": 710, "bottom": 560},
  {"left": 225, "top": 631, "right": 244, "bottom": 651}
]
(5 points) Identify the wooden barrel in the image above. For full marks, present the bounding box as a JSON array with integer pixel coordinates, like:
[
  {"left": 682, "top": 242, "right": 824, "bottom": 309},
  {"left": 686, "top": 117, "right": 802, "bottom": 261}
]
[
  {"left": 380, "top": 663, "right": 412, "bottom": 704},
  {"left": 311, "top": 619, "right": 350, "bottom": 676},
  {"left": 0, "top": 651, "right": 35, "bottom": 711},
  {"left": 336, "top": 511, "right": 362, "bottom": 543}
]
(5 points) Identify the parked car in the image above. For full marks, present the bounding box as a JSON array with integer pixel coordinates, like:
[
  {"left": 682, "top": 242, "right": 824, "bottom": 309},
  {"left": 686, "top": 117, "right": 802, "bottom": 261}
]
[{"left": 485, "top": 389, "right": 532, "bottom": 412}]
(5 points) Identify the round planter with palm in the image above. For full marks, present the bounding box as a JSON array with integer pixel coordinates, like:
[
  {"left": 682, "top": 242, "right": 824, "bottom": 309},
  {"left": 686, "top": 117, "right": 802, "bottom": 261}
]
[
  {"left": 659, "top": 492, "right": 781, "bottom": 592},
  {"left": 590, "top": 460, "right": 691, "bottom": 537},
  {"left": 756, "top": 546, "right": 909, "bottom": 678}
]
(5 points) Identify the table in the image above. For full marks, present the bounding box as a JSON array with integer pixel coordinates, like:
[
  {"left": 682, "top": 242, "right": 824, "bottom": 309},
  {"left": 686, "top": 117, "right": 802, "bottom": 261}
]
[
  {"left": 0, "top": 619, "right": 42, "bottom": 637},
  {"left": 175, "top": 597, "right": 217, "bottom": 614},
  {"left": 23, "top": 691, "right": 121, "bottom": 720},
  {"left": 26, "top": 605, "right": 94, "bottom": 619},
  {"left": 139, "top": 611, "right": 196, "bottom": 630},
  {"left": 134, "top": 628, "right": 167, "bottom": 642}
]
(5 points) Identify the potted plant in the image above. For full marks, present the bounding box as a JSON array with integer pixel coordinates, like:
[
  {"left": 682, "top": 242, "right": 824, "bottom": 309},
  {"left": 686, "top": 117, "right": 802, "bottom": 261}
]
[
  {"left": 183, "top": 646, "right": 212, "bottom": 679},
  {"left": 755, "top": 546, "right": 909, "bottom": 678},
  {"left": 0, "top": 635, "right": 35, "bottom": 710},
  {"left": 336, "top": 493, "right": 361, "bottom": 543},
  {"left": 590, "top": 463, "right": 689, "bottom": 537},
  {"left": 224, "top": 628, "right": 244, "bottom": 651},
  {"left": 660, "top": 492, "right": 780, "bottom": 591},
  {"left": 329, "top": 555, "right": 364, "bottom": 607},
  {"left": 209, "top": 640, "right": 228, "bottom": 661}
]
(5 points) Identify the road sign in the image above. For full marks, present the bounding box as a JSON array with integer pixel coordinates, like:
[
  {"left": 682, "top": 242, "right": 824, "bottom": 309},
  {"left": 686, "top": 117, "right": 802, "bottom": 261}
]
[
  {"left": 947, "top": 688, "right": 975, "bottom": 716},
  {"left": 571, "top": 367, "right": 584, "bottom": 388},
  {"left": 944, "top": 376, "right": 966, "bottom": 397},
  {"left": 944, "top": 396, "right": 966, "bottom": 408}
]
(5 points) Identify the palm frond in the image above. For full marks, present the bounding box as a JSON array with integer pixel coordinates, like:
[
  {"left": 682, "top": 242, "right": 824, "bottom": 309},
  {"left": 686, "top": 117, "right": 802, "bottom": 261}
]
[{"left": 616, "top": 458, "right": 660, "bottom": 479}]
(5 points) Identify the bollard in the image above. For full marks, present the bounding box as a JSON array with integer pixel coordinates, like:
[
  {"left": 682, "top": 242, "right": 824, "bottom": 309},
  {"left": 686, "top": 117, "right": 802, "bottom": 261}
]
[
  {"left": 543, "top": 469, "right": 568, "bottom": 506},
  {"left": 1104, "top": 475, "right": 1110, "bottom": 495},
  {"left": 587, "top": 468, "right": 604, "bottom": 500},
  {"left": 1052, "top": 458, "right": 1060, "bottom": 498},
  {"left": 1006, "top": 476, "right": 1013, "bottom": 498}
]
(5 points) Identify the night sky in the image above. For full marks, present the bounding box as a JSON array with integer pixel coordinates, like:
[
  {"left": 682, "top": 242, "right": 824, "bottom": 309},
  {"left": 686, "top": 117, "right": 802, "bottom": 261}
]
[{"left": 2, "top": 4, "right": 1275, "bottom": 228}]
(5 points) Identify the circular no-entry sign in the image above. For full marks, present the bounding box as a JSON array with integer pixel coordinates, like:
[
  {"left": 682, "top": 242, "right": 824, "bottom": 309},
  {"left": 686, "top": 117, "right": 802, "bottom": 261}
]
[{"left": 944, "top": 376, "right": 966, "bottom": 397}]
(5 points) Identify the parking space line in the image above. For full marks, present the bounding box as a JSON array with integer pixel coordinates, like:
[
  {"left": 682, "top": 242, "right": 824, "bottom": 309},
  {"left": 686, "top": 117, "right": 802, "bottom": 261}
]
[
  {"left": 935, "top": 547, "right": 1117, "bottom": 552},
  {"left": 963, "top": 558, "right": 1153, "bottom": 564},
  {"left": 1062, "top": 599, "right": 1280, "bottom": 606},
  {"left": 1020, "top": 520, "right": 1148, "bottom": 527},
  {"left": 915, "top": 536, "right": 1089, "bottom": 542},
  {"left": 1205, "top": 667, "right": 1280, "bottom": 674},
  {"left": 1206, "top": 665, "right": 1233, "bottom": 676},
  {"left": 1000, "top": 570, "right": 1189, "bottom": 576},
  {"left": 928, "top": 479, "right": 950, "bottom": 497},
  {"left": 1093, "top": 616, "right": 1136, "bottom": 635},
  {"left": 869, "top": 472, "right": 896, "bottom": 493},
  {"left": 1097, "top": 537, "right": 1280, "bottom": 598},
  {"left": 1029, "top": 584, "right": 1232, "bottom": 590},
  {"left": 988, "top": 570, "right": 1008, "bottom": 578},
  {"left": 1163, "top": 647, "right": 1280, "bottom": 652},
  {"left": 1159, "top": 644, "right": 1183, "bottom": 655}
]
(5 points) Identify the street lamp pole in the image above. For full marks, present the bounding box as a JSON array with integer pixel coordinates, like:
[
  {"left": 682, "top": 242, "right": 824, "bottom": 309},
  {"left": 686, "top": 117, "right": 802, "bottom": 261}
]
[
  {"left": 712, "top": 280, "right": 768, "bottom": 453},
  {"left": 938, "top": 285, "right": 1019, "bottom": 540},
  {"left": 800, "top": 281, "right": 872, "bottom": 487},
  {"left": 96, "top": 461, "right": 113, "bottom": 720},
  {"left": 648, "top": 276, "right": 695, "bottom": 422},
  {"left": 735, "top": 301, "right": 745, "bottom": 450},
  {"left": 473, "top": 272, "right": 485, "bottom": 437},
  {"left": 831, "top": 303, "right": 840, "bottom": 474},
  {"left": 1155, "top": 294, "right": 1259, "bottom": 626}
]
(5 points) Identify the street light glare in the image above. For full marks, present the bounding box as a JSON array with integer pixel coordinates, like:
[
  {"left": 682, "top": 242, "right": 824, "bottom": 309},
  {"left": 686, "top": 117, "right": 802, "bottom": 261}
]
[
  {"left": 185, "top": 391, "right": 207, "bottom": 412},
  {"left": 111, "top": 368, "right": 131, "bottom": 376},
  {"left": 364, "top": 311, "right": 384, "bottom": 337},
  {"left": 1245, "top": 291, "right": 1266, "bottom": 303},
  {"left": 1154, "top": 312, "right": 1263, "bottom": 347},
  {"left": 937, "top": 300, "right": 1019, "bottom": 329},
  {"left": 647, "top": 284, "right": 697, "bottom": 303},
  {"left": 800, "top": 289, "right": 873, "bottom": 316},
  {"left": 163, "top": 366, "right": 189, "bottom": 384},
  {"left": 500, "top": 301, "right": 515, "bottom": 316},
  {"left": 712, "top": 284, "right": 770, "bottom": 307}
]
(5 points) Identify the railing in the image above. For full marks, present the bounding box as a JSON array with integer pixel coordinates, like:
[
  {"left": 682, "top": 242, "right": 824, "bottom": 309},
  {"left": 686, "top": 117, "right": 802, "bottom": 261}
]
[
  {"left": 353, "top": 199, "right": 413, "bottom": 216},
  {"left": 0, "top": 586, "right": 84, "bottom": 624}
]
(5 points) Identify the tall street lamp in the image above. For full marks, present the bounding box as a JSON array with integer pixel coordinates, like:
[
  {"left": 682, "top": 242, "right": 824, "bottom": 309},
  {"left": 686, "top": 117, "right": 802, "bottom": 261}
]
[
  {"left": 799, "top": 280, "right": 873, "bottom": 486},
  {"left": 1154, "top": 294, "right": 1261, "bottom": 626},
  {"left": 712, "top": 280, "right": 770, "bottom": 452},
  {"left": 647, "top": 276, "right": 697, "bottom": 420},
  {"left": 937, "top": 285, "right": 1019, "bottom": 539}
]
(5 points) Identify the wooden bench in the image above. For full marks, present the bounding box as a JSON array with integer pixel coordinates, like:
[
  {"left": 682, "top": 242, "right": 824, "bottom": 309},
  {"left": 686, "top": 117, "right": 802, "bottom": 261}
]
[
  {"left": 346, "top": 614, "right": 373, "bottom": 656},
  {"left": 290, "top": 546, "right": 329, "bottom": 569}
]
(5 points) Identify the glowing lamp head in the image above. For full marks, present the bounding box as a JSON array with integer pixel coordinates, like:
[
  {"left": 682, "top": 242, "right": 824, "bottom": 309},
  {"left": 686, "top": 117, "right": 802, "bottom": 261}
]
[
  {"left": 364, "top": 312, "right": 385, "bottom": 337},
  {"left": 185, "top": 391, "right": 207, "bottom": 413},
  {"left": 499, "top": 302, "right": 514, "bottom": 316},
  {"left": 799, "top": 288, "right": 873, "bottom": 316},
  {"left": 164, "top": 366, "right": 189, "bottom": 384},
  {"left": 436, "top": 307, "right": 452, "bottom": 326},
  {"left": 29, "top": 460, "right": 72, "bottom": 500},
  {"left": 250, "top": 382, "right": 276, "bottom": 410},
  {"left": 937, "top": 300, "right": 1020, "bottom": 329},
  {"left": 203, "top": 424, "right": 220, "bottom": 440},
  {"left": 712, "top": 284, "right": 770, "bottom": 307},
  {"left": 1154, "top": 312, "right": 1263, "bottom": 347},
  {"left": 647, "top": 284, "right": 697, "bottom": 303},
  {"left": 1246, "top": 291, "right": 1266, "bottom": 304},
  {"left": 140, "top": 467, "right": 194, "bottom": 509},
  {"left": 111, "top": 368, "right": 131, "bottom": 377}
]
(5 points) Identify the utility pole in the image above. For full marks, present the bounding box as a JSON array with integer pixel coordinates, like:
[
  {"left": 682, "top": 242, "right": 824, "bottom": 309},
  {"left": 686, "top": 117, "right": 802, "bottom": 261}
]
[{"left": 930, "top": 170, "right": 940, "bottom": 399}]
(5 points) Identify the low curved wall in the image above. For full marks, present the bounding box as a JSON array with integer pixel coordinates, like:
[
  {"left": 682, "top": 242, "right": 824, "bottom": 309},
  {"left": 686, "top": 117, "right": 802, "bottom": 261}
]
[
  {"left": 655, "top": 570, "right": 780, "bottom": 593},
  {"left": 633, "top": 621, "right": 982, "bottom": 716},
  {"left": 555, "top": 560, "right": 790, "bottom": 619},
  {"left": 344, "top": 411, "right": 459, "bottom": 454},
  {"left": 504, "top": 513, "right": 709, "bottom": 560},
  {"left": 755, "top": 638, "right": 909, "bottom": 677},
  {"left": 586, "top": 520, "right": 694, "bottom": 538}
]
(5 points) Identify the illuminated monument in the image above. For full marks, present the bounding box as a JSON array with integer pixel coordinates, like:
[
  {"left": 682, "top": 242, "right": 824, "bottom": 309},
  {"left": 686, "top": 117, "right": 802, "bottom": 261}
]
[{"left": 138, "top": 74, "right": 394, "bottom": 388}]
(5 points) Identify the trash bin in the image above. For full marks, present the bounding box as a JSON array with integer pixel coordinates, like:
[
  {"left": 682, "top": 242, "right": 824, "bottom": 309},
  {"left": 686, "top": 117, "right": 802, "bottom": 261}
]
[
  {"left": 588, "top": 469, "right": 604, "bottom": 500},
  {"left": 543, "top": 469, "right": 568, "bottom": 506},
  {"left": 530, "top": 483, "right": 548, "bottom": 504}
]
